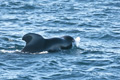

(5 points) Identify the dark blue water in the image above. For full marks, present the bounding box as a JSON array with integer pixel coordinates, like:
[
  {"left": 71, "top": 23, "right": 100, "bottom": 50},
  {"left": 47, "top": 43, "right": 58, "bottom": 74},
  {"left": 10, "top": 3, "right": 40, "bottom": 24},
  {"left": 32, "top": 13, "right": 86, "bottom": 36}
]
[{"left": 0, "top": 0, "right": 120, "bottom": 80}]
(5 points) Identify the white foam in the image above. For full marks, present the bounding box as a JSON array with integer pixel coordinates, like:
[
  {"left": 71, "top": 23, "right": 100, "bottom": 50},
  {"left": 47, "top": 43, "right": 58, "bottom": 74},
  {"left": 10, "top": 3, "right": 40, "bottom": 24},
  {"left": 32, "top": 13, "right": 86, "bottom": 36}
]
[
  {"left": 0, "top": 50, "right": 20, "bottom": 53},
  {"left": 75, "top": 37, "right": 80, "bottom": 47},
  {"left": 0, "top": 50, "right": 48, "bottom": 54},
  {"left": 33, "top": 51, "right": 48, "bottom": 54}
]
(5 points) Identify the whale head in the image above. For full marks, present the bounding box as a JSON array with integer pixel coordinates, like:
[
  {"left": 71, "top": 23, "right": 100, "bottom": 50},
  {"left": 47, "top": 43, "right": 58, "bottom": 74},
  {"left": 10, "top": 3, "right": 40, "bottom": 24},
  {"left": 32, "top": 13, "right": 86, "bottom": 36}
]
[
  {"left": 61, "top": 36, "right": 74, "bottom": 49},
  {"left": 63, "top": 36, "right": 75, "bottom": 43}
]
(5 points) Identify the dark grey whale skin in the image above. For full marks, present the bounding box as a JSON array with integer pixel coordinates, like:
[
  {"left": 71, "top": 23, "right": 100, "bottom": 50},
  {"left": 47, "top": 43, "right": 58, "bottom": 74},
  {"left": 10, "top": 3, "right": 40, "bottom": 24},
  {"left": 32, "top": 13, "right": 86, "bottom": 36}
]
[{"left": 22, "top": 33, "right": 74, "bottom": 53}]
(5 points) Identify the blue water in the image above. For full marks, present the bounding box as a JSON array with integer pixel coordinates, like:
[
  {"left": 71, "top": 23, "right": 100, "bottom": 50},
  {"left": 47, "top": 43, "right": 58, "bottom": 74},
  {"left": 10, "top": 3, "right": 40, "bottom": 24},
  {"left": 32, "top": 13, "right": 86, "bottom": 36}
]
[{"left": 0, "top": 0, "right": 120, "bottom": 80}]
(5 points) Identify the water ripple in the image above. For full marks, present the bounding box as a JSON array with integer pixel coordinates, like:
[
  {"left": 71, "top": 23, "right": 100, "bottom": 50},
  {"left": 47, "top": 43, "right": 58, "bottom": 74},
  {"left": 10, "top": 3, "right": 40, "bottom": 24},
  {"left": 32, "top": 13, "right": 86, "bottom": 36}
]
[{"left": 0, "top": 0, "right": 120, "bottom": 80}]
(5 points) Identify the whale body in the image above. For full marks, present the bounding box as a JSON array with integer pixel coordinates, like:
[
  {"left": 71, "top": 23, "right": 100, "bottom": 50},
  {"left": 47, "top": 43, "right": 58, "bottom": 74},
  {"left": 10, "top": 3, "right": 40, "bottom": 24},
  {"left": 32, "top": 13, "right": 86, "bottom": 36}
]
[{"left": 22, "top": 33, "right": 74, "bottom": 53}]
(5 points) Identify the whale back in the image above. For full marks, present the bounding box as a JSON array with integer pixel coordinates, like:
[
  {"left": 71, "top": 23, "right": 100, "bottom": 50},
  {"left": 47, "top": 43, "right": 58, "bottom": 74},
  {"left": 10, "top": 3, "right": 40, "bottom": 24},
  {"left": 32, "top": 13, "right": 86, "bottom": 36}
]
[{"left": 22, "top": 33, "right": 45, "bottom": 53}]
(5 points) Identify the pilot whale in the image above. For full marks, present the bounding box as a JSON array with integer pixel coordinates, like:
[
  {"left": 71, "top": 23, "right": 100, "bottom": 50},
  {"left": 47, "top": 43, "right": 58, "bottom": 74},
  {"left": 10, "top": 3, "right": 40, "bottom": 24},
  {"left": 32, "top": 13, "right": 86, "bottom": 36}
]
[{"left": 21, "top": 33, "right": 74, "bottom": 53}]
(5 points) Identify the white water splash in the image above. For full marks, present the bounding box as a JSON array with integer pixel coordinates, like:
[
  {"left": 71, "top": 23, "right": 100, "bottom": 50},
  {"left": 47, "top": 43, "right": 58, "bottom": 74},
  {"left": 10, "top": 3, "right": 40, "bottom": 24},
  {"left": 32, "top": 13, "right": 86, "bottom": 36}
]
[
  {"left": 21, "top": 51, "right": 48, "bottom": 54},
  {"left": 0, "top": 50, "right": 20, "bottom": 53},
  {"left": 75, "top": 37, "right": 80, "bottom": 47},
  {"left": 33, "top": 51, "right": 48, "bottom": 54}
]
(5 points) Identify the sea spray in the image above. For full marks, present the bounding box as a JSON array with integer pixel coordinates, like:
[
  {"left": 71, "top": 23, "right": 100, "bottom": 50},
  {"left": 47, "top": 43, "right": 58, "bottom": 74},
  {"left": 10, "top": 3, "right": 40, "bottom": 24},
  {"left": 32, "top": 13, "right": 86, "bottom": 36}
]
[{"left": 75, "top": 37, "right": 80, "bottom": 47}]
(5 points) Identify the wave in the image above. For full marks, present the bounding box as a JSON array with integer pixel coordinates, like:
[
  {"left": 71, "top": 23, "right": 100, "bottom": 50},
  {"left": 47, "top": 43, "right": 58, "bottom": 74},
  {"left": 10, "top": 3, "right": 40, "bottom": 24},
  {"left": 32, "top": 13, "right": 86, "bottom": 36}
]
[
  {"left": 100, "top": 34, "right": 120, "bottom": 39},
  {"left": 0, "top": 1, "right": 38, "bottom": 10},
  {"left": 0, "top": 49, "right": 49, "bottom": 55},
  {"left": 46, "top": 29, "right": 81, "bottom": 34},
  {"left": 0, "top": 49, "right": 20, "bottom": 54}
]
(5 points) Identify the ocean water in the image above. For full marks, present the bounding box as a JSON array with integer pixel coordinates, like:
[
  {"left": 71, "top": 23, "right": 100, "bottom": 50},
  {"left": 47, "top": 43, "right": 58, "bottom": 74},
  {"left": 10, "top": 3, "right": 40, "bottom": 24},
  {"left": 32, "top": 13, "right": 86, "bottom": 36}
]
[{"left": 0, "top": 0, "right": 120, "bottom": 80}]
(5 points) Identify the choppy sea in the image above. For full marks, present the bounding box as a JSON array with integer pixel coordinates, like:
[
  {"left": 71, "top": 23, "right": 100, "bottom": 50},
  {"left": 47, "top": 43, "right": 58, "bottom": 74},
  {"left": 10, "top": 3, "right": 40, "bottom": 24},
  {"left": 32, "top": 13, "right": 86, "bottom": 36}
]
[{"left": 0, "top": 0, "right": 120, "bottom": 80}]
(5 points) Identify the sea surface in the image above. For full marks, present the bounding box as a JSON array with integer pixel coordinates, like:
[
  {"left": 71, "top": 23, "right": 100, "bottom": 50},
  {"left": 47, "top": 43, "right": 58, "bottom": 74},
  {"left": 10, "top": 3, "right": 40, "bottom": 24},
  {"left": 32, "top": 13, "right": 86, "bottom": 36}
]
[{"left": 0, "top": 0, "right": 120, "bottom": 80}]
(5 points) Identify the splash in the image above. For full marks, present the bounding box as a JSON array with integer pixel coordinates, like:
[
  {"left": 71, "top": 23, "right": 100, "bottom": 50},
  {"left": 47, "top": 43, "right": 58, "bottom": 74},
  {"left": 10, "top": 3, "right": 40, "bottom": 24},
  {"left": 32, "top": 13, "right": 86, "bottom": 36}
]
[
  {"left": 0, "top": 49, "right": 49, "bottom": 54},
  {"left": 75, "top": 37, "right": 80, "bottom": 47},
  {"left": 0, "top": 49, "right": 20, "bottom": 53},
  {"left": 32, "top": 51, "right": 48, "bottom": 54},
  {"left": 20, "top": 51, "right": 49, "bottom": 54}
]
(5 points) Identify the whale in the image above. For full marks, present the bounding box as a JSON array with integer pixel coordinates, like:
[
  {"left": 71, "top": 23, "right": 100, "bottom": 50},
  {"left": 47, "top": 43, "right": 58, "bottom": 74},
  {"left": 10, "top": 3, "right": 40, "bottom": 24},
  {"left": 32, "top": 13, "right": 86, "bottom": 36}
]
[{"left": 21, "top": 33, "right": 74, "bottom": 53}]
